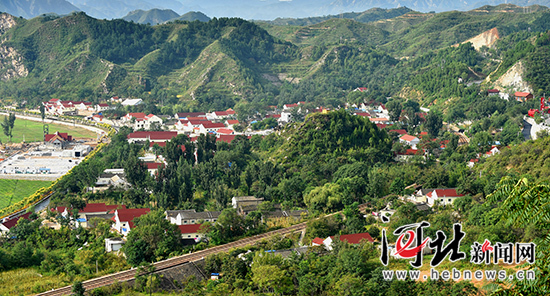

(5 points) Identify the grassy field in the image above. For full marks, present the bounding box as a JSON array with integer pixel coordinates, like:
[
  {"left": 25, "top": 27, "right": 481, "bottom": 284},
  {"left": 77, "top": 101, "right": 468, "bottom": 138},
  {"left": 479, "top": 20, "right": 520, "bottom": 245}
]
[
  {"left": 0, "top": 179, "right": 51, "bottom": 209},
  {"left": 0, "top": 268, "right": 65, "bottom": 295},
  {"left": 0, "top": 117, "right": 97, "bottom": 144}
]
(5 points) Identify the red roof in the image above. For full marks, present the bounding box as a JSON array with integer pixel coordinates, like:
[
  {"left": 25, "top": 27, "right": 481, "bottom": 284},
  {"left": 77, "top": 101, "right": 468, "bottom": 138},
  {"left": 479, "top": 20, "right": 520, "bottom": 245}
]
[
  {"left": 355, "top": 112, "right": 370, "bottom": 117},
  {"left": 214, "top": 111, "right": 229, "bottom": 116},
  {"left": 427, "top": 189, "right": 464, "bottom": 198},
  {"left": 515, "top": 92, "right": 532, "bottom": 97},
  {"left": 176, "top": 112, "right": 206, "bottom": 118},
  {"left": 284, "top": 103, "right": 298, "bottom": 108},
  {"left": 488, "top": 89, "right": 500, "bottom": 93},
  {"left": 216, "top": 128, "right": 234, "bottom": 135},
  {"left": 356, "top": 87, "right": 368, "bottom": 92},
  {"left": 225, "top": 108, "right": 236, "bottom": 115},
  {"left": 98, "top": 103, "right": 109, "bottom": 107},
  {"left": 1, "top": 212, "right": 32, "bottom": 229},
  {"left": 45, "top": 131, "right": 72, "bottom": 142},
  {"left": 389, "top": 129, "right": 407, "bottom": 135},
  {"left": 226, "top": 120, "right": 239, "bottom": 125},
  {"left": 187, "top": 117, "right": 208, "bottom": 121},
  {"left": 333, "top": 232, "right": 374, "bottom": 244},
  {"left": 149, "top": 142, "right": 167, "bottom": 148},
  {"left": 145, "top": 162, "right": 164, "bottom": 170},
  {"left": 127, "top": 112, "right": 146, "bottom": 119},
  {"left": 114, "top": 208, "right": 150, "bottom": 228},
  {"left": 469, "top": 159, "right": 479, "bottom": 163},
  {"left": 376, "top": 124, "right": 390, "bottom": 129},
  {"left": 178, "top": 224, "right": 202, "bottom": 234},
  {"left": 202, "top": 122, "right": 225, "bottom": 129},
  {"left": 397, "top": 149, "right": 419, "bottom": 156},
  {"left": 49, "top": 98, "right": 59, "bottom": 102},
  {"left": 312, "top": 237, "right": 325, "bottom": 245},
  {"left": 400, "top": 134, "right": 418, "bottom": 142},
  {"left": 217, "top": 135, "right": 237, "bottom": 143},
  {"left": 266, "top": 114, "right": 281, "bottom": 118}
]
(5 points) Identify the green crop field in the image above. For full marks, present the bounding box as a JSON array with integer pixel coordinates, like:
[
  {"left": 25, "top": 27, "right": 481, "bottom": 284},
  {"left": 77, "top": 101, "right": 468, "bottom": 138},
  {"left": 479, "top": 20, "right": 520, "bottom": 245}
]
[
  {"left": 0, "top": 179, "right": 51, "bottom": 209},
  {"left": 0, "top": 117, "right": 97, "bottom": 144}
]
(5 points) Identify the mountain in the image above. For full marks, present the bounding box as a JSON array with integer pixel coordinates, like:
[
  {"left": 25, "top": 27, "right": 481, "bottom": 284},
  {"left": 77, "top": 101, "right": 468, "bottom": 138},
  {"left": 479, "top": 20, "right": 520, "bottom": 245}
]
[
  {"left": 169, "top": 11, "right": 211, "bottom": 22},
  {"left": 261, "top": 7, "right": 413, "bottom": 26},
  {"left": 0, "top": 0, "right": 80, "bottom": 19},
  {"left": 56, "top": 0, "right": 550, "bottom": 20},
  {"left": 68, "top": 0, "right": 184, "bottom": 20},
  {"left": 122, "top": 9, "right": 180, "bottom": 25},
  {"left": 0, "top": 5, "right": 549, "bottom": 111}
]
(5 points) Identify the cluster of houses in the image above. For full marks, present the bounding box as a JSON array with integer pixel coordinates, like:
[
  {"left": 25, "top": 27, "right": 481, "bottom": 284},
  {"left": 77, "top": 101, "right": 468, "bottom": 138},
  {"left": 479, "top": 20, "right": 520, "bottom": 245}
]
[
  {"left": 43, "top": 99, "right": 113, "bottom": 116},
  {"left": 43, "top": 196, "right": 306, "bottom": 252}
]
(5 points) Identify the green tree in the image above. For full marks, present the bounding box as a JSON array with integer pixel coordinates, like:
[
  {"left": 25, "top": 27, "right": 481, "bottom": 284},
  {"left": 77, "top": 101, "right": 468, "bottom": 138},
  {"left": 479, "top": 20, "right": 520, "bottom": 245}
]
[
  {"left": 72, "top": 281, "right": 85, "bottom": 296},
  {"left": 424, "top": 111, "right": 443, "bottom": 138},
  {"left": 1, "top": 113, "right": 15, "bottom": 143},
  {"left": 40, "top": 104, "right": 45, "bottom": 121},
  {"left": 124, "top": 211, "right": 181, "bottom": 266},
  {"left": 386, "top": 99, "right": 402, "bottom": 122}
]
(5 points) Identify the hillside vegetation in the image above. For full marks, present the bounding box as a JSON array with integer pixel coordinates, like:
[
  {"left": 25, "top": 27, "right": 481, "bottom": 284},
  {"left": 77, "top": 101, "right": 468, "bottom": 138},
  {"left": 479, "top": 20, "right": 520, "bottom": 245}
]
[{"left": 0, "top": 5, "right": 548, "bottom": 113}]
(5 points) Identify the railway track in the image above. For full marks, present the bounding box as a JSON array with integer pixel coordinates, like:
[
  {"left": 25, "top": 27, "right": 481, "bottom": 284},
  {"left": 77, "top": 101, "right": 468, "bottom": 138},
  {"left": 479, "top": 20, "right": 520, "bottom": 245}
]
[
  {"left": 36, "top": 222, "right": 308, "bottom": 296},
  {"left": 37, "top": 203, "right": 371, "bottom": 296}
]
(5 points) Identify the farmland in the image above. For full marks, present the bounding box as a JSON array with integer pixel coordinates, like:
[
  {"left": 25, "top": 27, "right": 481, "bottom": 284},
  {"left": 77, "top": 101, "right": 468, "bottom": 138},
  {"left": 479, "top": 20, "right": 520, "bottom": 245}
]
[
  {"left": 0, "top": 117, "right": 97, "bottom": 144},
  {"left": 0, "top": 179, "right": 51, "bottom": 209}
]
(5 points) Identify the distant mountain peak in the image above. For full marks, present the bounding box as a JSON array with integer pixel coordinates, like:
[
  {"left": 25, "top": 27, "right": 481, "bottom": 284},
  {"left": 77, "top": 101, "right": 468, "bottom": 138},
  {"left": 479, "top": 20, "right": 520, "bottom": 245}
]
[{"left": 122, "top": 8, "right": 180, "bottom": 25}]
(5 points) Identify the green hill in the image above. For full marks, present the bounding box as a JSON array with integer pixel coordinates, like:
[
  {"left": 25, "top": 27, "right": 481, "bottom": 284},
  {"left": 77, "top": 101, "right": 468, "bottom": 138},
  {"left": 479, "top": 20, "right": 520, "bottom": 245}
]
[
  {"left": 169, "top": 11, "right": 211, "bottom": 23},
  {"left": 262, "top": 7, "right": 413, "bottom": 26},
  {"left": 0, "top": 5, "right": 549, "bottom": 112},
  {"left": 122, "top": 9, "right": 180, "bottom": 25}
]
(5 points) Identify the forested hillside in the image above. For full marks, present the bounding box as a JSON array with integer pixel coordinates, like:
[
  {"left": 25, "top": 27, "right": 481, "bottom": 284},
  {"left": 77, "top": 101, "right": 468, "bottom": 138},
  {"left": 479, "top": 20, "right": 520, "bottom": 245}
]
[{"left": 0, "top": 4, "right": 548, "bottom": 114}]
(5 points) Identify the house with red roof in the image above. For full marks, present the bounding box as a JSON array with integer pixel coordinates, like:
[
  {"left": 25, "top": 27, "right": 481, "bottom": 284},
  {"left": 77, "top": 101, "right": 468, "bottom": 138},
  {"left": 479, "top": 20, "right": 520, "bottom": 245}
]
[
  {"left": 0, "top": 212, "right": 32, "bottom": 236},
  {"left": 487, "top": 89, "right": 500, "bottom": 96},
  {"left": 322, "top": 232, "right": 374, "bottom": 250},
  {"left": 311, "top": 237, "right": 325, "bottom": 246},
  {"left": 389, "top": 129, "right": 407, "bottom": 135},
  {"left": 93, "top": 114, "right": 104, "bottom": 122},
  {"left": 354, "top": 87, "right": 368, "bottom": 92},
  {"left": 44, "top": 131, "right": 73, "bottom": 149},
  {"left": 515, "top": 91, "right": 533, "bottom": 102},
  {"left": 111, "top": 208, "right": 150, "bottom": 236},
  {"left": 468, "top": 158, "right": 479, "bottom": 168},
  {"left": 127, "top": 131, "right": 177, "bottom": 143},
  {"left": 399, "top": 134, "right": 420, "bottom": 149},
  {"left": 209, "top": 111, "right": 230, "bottom": 120},
  {"left": 76, "top": 203, "right": 126, "bottom": 227},
  {"left": 178, "top": 224, "right": 205, "bottom": 242},
  {"left": 145, "top": 162, "right": 164, "bottom": 175},
  {"left": 123, "top": 112, "right": 147, "bottom": 122},
  {"left": 217, "top": 135, "right": 237, "bottom": 143},
  {"left": 425, "top": 188, "right": 464, "bottom": 207},
  {"left": 216, "top": 128, "right": 234, "bottom": 135},
  {"left": 225, "top": 119, "right": 240, "bottom": 128},
  {"left": 174, "top": 112, "right": 206, "bottom": 120},
  {"left": 484, "top": 146, "right": 500, "bottom": 157},
  {"left": 200, "top": 122, "right": 226, "bottom": 133},
  {"left": 225, "top": 108, "right": 236, "bottom": 116}
]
